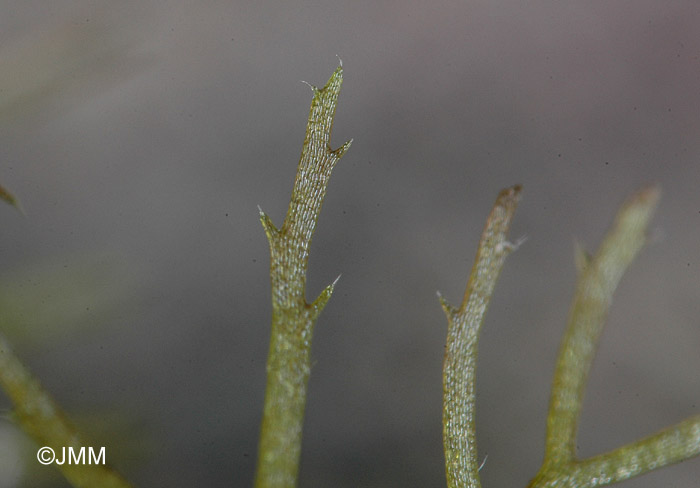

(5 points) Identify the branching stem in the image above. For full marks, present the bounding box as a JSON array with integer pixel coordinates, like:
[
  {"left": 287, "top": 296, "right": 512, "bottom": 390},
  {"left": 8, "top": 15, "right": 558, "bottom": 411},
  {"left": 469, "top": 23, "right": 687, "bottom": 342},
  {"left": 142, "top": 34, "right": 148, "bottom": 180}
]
[
  {"left": 529, "top": 187, "right": 700, "bottom": 488},
  {"left": 440, "top": 185, "right": 522, "bottom": 488},
  {"left": 543, "top": 187, "right": 660, "bottom": 467},
  {"left": 255, "top": 65, "right": 351, "bottom": 488}
]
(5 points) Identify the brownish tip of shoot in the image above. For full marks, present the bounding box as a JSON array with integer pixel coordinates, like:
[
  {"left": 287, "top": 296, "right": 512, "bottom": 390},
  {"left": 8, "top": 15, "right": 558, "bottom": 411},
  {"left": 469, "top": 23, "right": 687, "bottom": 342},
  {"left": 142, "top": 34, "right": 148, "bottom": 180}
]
[{"left": 631, "top": 185, "right": 661, "bottom": 207}]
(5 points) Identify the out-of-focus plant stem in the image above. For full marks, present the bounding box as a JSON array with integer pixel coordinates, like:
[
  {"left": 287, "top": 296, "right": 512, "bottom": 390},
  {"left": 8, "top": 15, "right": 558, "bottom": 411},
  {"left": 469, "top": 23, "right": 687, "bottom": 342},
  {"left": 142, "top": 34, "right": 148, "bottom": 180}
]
[
  {"left": 529, "top": 186, "right": 700, "bottom": 488},
  {"left": 0, "top": 332, "right": 132, "bottom": 488}
]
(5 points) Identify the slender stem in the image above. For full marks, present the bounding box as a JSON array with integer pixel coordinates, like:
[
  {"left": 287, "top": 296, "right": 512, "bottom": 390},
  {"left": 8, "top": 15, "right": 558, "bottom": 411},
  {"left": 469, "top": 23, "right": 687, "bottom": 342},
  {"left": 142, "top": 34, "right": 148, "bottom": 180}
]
[
  {"left": 543, "top": 187, "right": 659, "bottom": 468},
  {"left": 575, "top": 414, "right": 700, "bottom": 487},
  {"left": 440, "top": 185, "right": 522, "bottom": 488},
  {"left": 529, "top": 187, "right": 700, "bottom": 487},
  {"left": 0, "top": 332, "right": 132, "bottom": 488},
  {"left": 530, "top": 414, "right": 700, "bottom": 488},
  {"left": 255, "top": 65, "right": 351, "bottom": 488}
]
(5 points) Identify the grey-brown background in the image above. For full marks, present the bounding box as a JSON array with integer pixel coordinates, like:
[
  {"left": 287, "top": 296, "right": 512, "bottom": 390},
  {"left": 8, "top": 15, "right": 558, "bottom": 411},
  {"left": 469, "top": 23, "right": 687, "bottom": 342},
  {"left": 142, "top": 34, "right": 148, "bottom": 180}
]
[{"left": 1, "top": 1, "right": 699, "bottom": 487}]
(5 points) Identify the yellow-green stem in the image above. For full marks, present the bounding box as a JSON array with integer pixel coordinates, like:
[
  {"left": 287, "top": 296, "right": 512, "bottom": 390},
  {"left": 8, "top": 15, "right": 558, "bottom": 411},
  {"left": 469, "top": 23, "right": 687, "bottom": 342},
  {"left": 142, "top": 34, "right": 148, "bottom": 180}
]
[
  {"left": 440, "top": 185, "right": 522, "bottom": 488},
  {"left": 530, "top": 187, "right": 700, "bottom": 487},
  {"left": 255, "top": 65, "right": 351, "bottom": 488},
  {"left": 0, "top": 332, "right": 131, "bottom": 488},
  {"left": 543, "top": 187, "right": 660, "bottom": 468}
]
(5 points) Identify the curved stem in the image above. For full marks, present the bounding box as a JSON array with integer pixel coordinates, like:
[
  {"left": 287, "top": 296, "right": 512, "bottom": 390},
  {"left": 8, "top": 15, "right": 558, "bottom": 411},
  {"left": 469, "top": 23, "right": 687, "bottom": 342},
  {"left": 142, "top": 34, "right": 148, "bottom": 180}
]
[
  {"left": 440, "top": 185, "right": 522, "bottom": 488},
  {"left": 543, "top": 187, "right": 659, "bottom": 468}
]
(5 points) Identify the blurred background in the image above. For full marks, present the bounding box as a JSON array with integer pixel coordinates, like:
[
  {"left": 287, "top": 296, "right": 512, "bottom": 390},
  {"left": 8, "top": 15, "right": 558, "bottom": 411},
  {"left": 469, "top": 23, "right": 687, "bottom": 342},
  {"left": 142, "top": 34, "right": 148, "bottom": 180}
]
[{"left": 0, "top": 1, "right": 699, "bottom": 487}]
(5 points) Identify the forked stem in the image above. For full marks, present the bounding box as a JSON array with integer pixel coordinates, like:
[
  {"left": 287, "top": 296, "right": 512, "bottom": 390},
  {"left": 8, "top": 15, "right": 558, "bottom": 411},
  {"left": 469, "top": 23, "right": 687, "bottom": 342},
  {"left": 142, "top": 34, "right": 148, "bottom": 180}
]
[{"left": 530, "top": 187, "right": 700, "bottom": 488}]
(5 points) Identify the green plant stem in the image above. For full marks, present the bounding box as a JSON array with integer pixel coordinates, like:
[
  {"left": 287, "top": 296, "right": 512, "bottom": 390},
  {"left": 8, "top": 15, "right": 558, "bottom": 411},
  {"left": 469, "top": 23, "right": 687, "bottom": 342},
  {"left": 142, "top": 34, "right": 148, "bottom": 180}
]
[
  {"left": 439, "top": 185, "right": 522, "bottom": 488},
  {"left": 530, "top": 413, "right": 700, "bottom": 488},
  {"left": 0, "top": 332, "right": 131, "bottom": 488},
  {"left": 255, "top": 64, "right": 351, "bottom": 488},
  {"left": 543, "top": 187, "right": 660, "bottom": 468},
  {"left": 529, "top": 186, "right": 700, "bottom": 488},
  {"left": 573, "top": 415, "right": 700, "bottom": 485}
]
